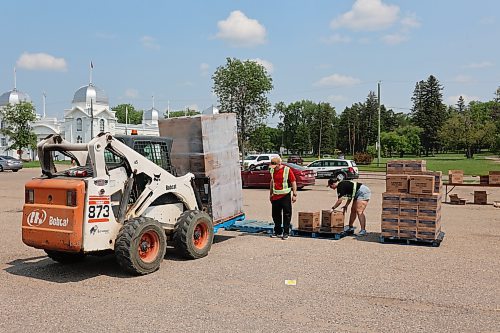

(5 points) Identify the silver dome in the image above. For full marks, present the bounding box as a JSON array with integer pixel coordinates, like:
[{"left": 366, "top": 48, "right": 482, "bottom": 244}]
[
  {"left": 143, "top": 107, "right": 159, "bottom": 121},
  {"left": 72, "top": 84, "right": 109, "bottom": 105},
  {"left": 0, "top": 89, "right": 31, "bottom": 107}
]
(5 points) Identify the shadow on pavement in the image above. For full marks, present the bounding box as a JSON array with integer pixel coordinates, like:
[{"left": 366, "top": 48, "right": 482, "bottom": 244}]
[
  {"left": 354, "top": 232, "right": 382, "bottom": 243},
  {"left": 4, "top": 254, "right": 132, "bottom": 282}
]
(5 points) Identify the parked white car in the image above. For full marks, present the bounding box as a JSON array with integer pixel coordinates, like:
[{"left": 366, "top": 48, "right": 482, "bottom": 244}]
[
  {"left": 306, "top": 159, "right": 359, "bottom": 180},
  {"left": 242, "top": 153, "right": 280, "bottom": 169}
]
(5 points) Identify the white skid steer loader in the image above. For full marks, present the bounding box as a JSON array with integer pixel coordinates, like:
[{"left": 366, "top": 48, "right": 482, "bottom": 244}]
[{"left": 22, "top": 133, "right": 214, "bottom": 275}]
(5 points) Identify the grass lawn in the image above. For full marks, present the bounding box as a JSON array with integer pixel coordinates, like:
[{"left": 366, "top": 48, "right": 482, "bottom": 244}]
[
  {"left": 291, "top": 152, "right": 500, "bottom": 176},
  {"left": 23, "top": 160, "right": 71, "bottom": 168}
]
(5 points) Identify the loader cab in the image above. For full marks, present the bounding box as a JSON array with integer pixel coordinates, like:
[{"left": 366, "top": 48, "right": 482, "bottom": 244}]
[{"left": 113, "top": 135, "right": 174, "bottom": 174}]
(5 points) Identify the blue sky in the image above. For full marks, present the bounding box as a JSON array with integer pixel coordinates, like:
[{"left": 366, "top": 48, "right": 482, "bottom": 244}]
[{"left": 1, "top": 0, "right": 499, "bottom": 123}]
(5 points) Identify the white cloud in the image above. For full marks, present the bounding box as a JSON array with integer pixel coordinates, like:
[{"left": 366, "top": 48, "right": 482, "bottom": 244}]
[
  {"left": 401, "top": 13, "right": 421, "bottom": 29},
  {"left": 251, "top": 58, "right": 274, "bottom": 73},
  {"left": 16, "top": 52, "right": 67, "bottom": 71},
  {"left": 479, "top": 16, "right": 495, "bottom": 25},
  {"left": 447, "top": 94, "right": 481, "bottom": 105},
  {"left": 453, "top": 75, "right": 473, "bottom": 83},
  {"left": 330, "top": 0, "right": 399, "bottom": 31},
  {"left": 382, "top": 33, "right": 408, "bottom": 45},
  {"left": 200, "top": 63, "right": 210, "bottom": 76},
  {"left": 315, "top": 74, "right": 361, "bottom": 87},
  {"left": 215, "top": 10, "right": 267, "bottom": 47},
  {"left": 321, "top": 33, "right": 351, "bottom": 44},
  {"left": 141, "top": 36, "right": 160, "bottom": 49},
  {"left": 328, "top": 95, "right": 346, "bottom": 103},
  {"left": 465, "top": 61, "right": 493, "bottom": 69},
  {"left": 125, "top": 89, "right": 139, "bottom": 99}
]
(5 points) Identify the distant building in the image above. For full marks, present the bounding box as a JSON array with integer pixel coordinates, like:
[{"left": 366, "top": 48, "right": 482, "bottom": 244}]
[{"left": 0, "top": 80, "right": 160, "bottom": 159}]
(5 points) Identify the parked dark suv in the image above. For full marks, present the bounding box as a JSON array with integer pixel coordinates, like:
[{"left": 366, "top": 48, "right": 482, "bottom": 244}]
[{"left": 287, "top": 155, "right": 303, "bottom": 165}]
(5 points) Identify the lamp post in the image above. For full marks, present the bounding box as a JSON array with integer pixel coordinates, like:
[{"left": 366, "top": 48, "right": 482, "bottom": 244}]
[{"left": 377, "top": 81, "right": 381, "bottom": 167}]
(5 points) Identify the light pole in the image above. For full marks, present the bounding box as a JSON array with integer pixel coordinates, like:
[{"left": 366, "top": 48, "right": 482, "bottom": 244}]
[
  {"left": 318, "top": 103, "right": 323, "bottom": 159},
  {"left": 377, "top": 81, "right": 381, "bottom": 167}
]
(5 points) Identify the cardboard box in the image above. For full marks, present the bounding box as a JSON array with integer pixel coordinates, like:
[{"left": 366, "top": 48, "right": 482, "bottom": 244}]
[
  {"left": 386, "top": 175, "right": 409, "bottom": 193},
  {"left": 400, "top": 194, "right": 419, "bottom": 208},
  {"left": 399, "top": 217, "right": 417, "bottom": 228},
  {"left": 399, "top": 207, "right": 418, "bottom": 217},
  {"left": 409, "top": 175, "right": 435, "bottom": 195},
  {"left": 321, "top": 210, "right": 344, "bottom": 228},
  {"left": 473, "top": 191, "right": 487, "bottom": 205},
  {"left": 417, "top": 228, "right": 441, "bottom": 240},
  {"left": 489, "top": 171, "right": 500, "bottom": 185},
  {"left": 382, "top": 193, "right": 400, "bottom": 207},
  {"left": 417, "top": 216, "right": 441, "bottom": 231},
  {"left": 386, "top": 161, "right": 405, "bottom": 174},
  {"left": 381, "top": 217, "right": 399, "bottom": 227},
  {"left": 298, "top": 211, "right": 320, "bottom": 230},
  {"left": 381, "top": 206, "right": 400, "bottom": 217},
  {"left": 403, "top": 160, "right": 426, "bottom": 172},
  {"left": 381, "top": 228, "right": 398, "bottom": 237},
  {"left": 418, "top": 207, "right": 441, "bottom": 218},
  {"left": 410, "top": 171, "right": 443, "bottom": 194},
  {"left": 448, "top": 170, "right": 464, "bottom": 184},
  {"left": 418, "top": 194, "right": 442, "bottom": 209},
  {"left": 398, "top": 228, "right": 417, "bottom": 238}
]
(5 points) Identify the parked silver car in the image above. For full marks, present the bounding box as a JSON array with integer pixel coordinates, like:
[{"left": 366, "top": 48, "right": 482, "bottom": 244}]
[{"left": 0, "top": 155, "right": 23, "bottom": 172}]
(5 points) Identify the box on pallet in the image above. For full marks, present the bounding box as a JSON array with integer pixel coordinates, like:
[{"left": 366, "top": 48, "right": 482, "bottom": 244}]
[
  {"left": 381, "top": 228, "right": 399, "bottom": 237},
  {"left": 417, "top": 215, "right": 441, "bottom": 231},
  {"left": 386, "top": 161, "right": 405, "bottom": 174},
  {"left": 382, "top": 206, "right": 400, "bottom": 217},
  {"left": 417, "top": 228, "right": 441, "bottom": 240},
  {"left": 321, "top": 210, "right": 344, "bottom": 231},
  {"left": 381, "top": 216, "right": 399, "bottom": 229},
  {"left": 474, "top": 191, "right": 487, "bottom": 205},
  {"left": 409, "top": 175, "right": 435, "bottom": 195},
  {"left": 382, "top": 193, "right": 400, "bottom": 207},
  {"left": 398, "top": 227, "right": 417, "bottom": 238},
  {"left": 489, "top": 171, "right": 500, "bottom": 185},
  {"left": 399, "top": 217, "right": 417, "bottom": 228},
  {"left": 418, "top": 193, "right": 442, "bottom": 209},
  {"left": 386, "top": 175, "right": 409, "bottom": 193},
  {"left": 448, "top": 170, "right": 464, "bottom": 184},
  {"left": 409, "top": 171, "right": 443, "bottom": 194},
  {"left": 418, "top": 206, "right": 441, "bottom": 219},
  {"left": 403, "top": 160, "right": 426, "bottom": 172},
  {"left": 399, "top": 207, "right": 418, "bottom": 217},
  {"left": 400, "top": 193, "right": 419, "bottom": 208},
  {"left": 298, "top": 211, "right": 320, "bottom": 231}
]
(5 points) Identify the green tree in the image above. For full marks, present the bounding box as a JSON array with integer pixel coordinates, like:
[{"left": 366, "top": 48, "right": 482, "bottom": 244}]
[
  {"left": 167, "top": 108, "right": 200, "bottom": 118},
  {"left": 249, "top": 125, "right": 274, "bottom": 152},
  {"left": 0, "top": 101, "right": 38, "bottom": 159},
  {"left": 212, "top": 58, "right": 273, "bottom": 158},
  {"left": 410, "top": 75, "right": 447, "bottom": 155},
  {"left": 395, "top": 125, "right": 423, "bottom": 156},
  {"left": 112, "top": 104, "right": 143, "bottom": 124}
]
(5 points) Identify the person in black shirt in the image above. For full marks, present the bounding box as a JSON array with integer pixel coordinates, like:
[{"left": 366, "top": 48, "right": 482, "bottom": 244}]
[{"left": 327, "top": 178, "right": 371, "bottom": 236}]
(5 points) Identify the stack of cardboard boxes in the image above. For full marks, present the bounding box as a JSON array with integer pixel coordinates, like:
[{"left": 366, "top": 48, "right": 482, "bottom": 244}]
[
  {"left": 448, "top": 170, "right": 464, "bottom": 184},
  {"left": 489, "top": 171, "right": 500, "bottom": 185},
  {"left": 297, "top": 210, "right": 345, "bottom": 233},
  {"left": 381, "top": 160, "right": 443, "bottom": 240}
]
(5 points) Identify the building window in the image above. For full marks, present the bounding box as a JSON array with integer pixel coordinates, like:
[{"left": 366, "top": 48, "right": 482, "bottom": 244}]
[
  {"left": 100, "top": 119, "right": 105, "bottom": 132},
  {"left": 0, "top": 120, "right": 4, "bottom": 130},
  {"left": 1, "top": 138, "right": 6, "bottom": 146},
  {"left": 77, "top": 118, "right": 82, "bottom": 131},
  {"left": 77, "top": 136, "right": 83, "bottom": 144}
]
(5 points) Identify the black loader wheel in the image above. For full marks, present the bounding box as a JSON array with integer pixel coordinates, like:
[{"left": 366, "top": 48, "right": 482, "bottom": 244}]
[
  {"left": 45, "top": 250, "right": 86, "bottom": 264},
  {"left": 115, "top": 217, "right": 166, "bottom": 275},
  {"left": 174, "top": 210, "right": 214, "bottom": 259}
]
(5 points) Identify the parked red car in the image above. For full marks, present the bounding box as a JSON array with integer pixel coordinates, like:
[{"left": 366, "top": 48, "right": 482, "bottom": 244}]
[
  {"left": 241, "top": 162, "right": 315, "bottom": 189},
  {"left": 286, "top": 155, "right": 304, "bottom": 165}
]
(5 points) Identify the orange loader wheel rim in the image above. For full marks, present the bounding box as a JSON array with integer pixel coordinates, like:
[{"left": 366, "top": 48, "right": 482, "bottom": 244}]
[
  {"left": 193, "top": 220, "right": 209, "bottom": 249},
  {"left": 138, "top": 230, "right": 160, "bottom": 263}
]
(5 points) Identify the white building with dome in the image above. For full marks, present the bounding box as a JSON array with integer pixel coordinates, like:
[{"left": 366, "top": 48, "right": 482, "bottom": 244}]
[{"left": 0, "top": 79, "right": 160, "bottom": 159}]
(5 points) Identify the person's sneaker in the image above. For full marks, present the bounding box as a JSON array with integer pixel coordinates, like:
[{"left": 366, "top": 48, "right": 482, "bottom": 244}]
[
  {"left": 270, "top": 233, "right": 281, "bottom": 238},
  {"left": 282, "top": 234, "right": 289, "bottom": 240},
  {"left": 346, "top": 226, "right": 355, "bottom": 233},
  {"left": 357, "top": 229, "right": 367, "bottom": 236}
]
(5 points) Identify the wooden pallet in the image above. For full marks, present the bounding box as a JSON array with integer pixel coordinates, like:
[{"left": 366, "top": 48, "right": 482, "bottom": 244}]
[
  {"left": 291, "top": 226, "right": 354, "bottom": 240},
  {"left": 379, "top": 231, "right": 445, "bottom": 247}
]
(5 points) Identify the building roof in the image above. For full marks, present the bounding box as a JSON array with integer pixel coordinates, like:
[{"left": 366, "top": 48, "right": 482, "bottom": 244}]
[
  {"left": 0, "top": 89, "right": 31, "bottom": 107},
  {"left": 72, "top": 84, "right": 109, "bottom": 105}
]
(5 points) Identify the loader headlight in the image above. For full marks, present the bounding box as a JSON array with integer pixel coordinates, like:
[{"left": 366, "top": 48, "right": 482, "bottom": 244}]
[
  {"left": 25, "top": 189, "right": 34, "bottom": 204},
  {"left": 66, "top": 190, "right": 77, "bottom": 207}
]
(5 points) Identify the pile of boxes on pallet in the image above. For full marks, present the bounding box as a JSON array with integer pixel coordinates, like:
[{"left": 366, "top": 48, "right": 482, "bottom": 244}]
[
  {"left": 381, "top": 160, "right": 442, "bottom": 240},
  {"left": 298, "top": 210, "right": 344, "bottom": 233}
]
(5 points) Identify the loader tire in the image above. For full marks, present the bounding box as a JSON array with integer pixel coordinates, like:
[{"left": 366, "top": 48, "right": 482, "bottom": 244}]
[
  {"left": 45, "top": 250, "right": 86, "bottom": 264},
  {"left": 174, "top": 210, "right": 214, "bottom": 259},
  {"left": 115, "top": 217, "right": 166, "bottom": 275}
]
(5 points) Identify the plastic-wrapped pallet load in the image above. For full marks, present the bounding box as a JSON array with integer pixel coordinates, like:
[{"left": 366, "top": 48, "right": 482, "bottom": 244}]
[{"left": 158, "top": 113, "right": 243, "bottom": 224}]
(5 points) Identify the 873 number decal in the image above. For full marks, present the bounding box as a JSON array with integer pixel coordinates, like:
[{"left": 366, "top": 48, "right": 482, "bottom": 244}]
[
  {"left": 88, "top": 205, "right": 110, "bottom": 219},
  {"left": 88, "top": 196, "right": 111, "bottom": 223}
]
